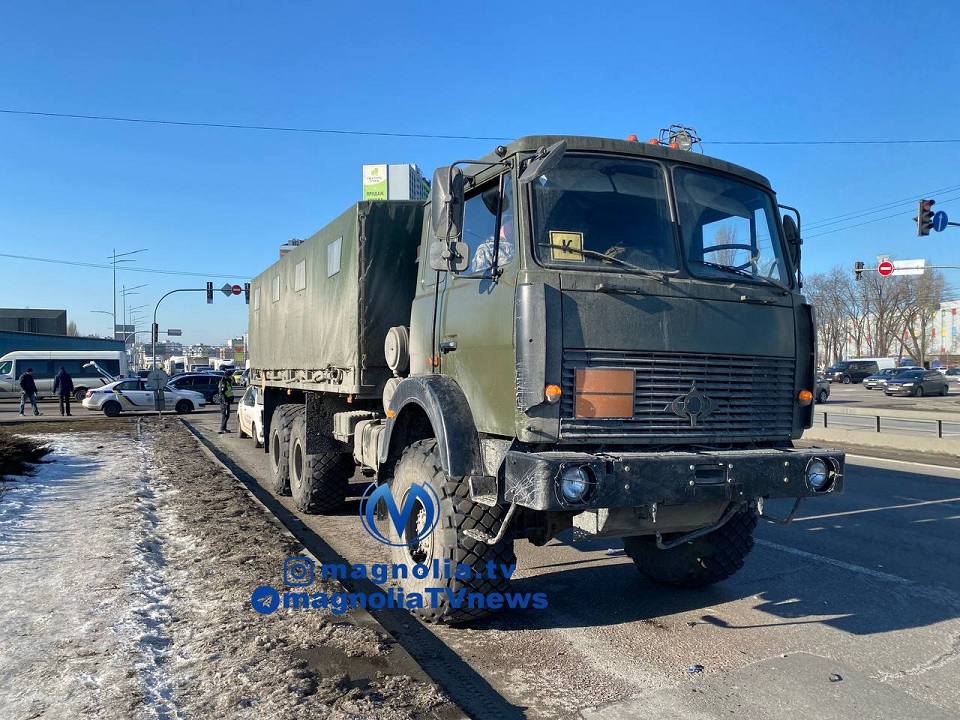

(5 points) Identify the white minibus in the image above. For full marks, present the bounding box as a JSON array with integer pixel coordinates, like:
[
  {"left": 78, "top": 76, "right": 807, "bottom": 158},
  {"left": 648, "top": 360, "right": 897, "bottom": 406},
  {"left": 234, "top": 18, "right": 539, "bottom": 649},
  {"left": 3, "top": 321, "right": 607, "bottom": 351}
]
[{"left": 0, "top": 350, "right": 129, "bottom": 401}]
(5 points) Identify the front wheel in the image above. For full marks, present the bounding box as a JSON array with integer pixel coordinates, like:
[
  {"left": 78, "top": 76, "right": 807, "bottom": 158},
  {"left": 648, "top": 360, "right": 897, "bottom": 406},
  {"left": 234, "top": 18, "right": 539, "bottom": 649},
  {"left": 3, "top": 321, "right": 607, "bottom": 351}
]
[
  {"left": 817, "top": 389, "right": 828, "bottom": 403},
  {"left": 175, "top": 399, "right": 192, "bottom": 414},
  {"left": 253, "top": 421, "right": 264, "bottom": 449},
  {"left": 915, "top": 386, "right": 924, "bottom": 397},
  {"left": 842, "top": 376, "right": 852, "bottom": 384},
  {"left": 622, "top": 505, "right": 757, "bottom": 588},
  {"left": 212, "top": 392, "right": 222, "bottom": 405},
  {"left": 388, "top": 439, "right": 516, "bottom": 624}
]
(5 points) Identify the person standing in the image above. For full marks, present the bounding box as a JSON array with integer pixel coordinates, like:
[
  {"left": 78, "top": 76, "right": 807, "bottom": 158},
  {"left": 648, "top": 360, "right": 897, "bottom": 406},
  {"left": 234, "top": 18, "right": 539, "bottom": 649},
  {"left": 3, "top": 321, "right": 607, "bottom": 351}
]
[
  {"left": 53, "top": 366, "right": 75, "bottom": 416},
  {"left": 18, "top": 368, "right": 41, "bottom": 416},
  {"left": 217, "top": 370, "right": 235, "bottom": 434}
]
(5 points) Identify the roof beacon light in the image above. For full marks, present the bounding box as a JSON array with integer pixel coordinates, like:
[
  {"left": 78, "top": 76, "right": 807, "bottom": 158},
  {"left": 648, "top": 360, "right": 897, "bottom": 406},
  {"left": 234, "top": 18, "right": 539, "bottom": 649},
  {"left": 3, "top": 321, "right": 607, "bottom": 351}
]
[{"left": 657, "top": 124, "right": 702, "bottom": 153}]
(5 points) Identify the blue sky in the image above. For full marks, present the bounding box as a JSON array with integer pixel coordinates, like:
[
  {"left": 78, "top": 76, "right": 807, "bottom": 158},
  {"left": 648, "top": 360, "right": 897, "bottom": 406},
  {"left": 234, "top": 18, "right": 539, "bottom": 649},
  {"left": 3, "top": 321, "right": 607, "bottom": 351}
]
[{"left": 2, "top": 1, "right": 958, "bottom": 345}]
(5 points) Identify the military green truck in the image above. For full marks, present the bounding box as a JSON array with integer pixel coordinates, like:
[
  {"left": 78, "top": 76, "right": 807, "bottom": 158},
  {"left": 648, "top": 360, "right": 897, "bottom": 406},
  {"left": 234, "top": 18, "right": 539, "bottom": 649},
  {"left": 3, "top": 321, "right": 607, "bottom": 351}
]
[{"left": 249, "top": 128, "right": 844, "bottom": 623}]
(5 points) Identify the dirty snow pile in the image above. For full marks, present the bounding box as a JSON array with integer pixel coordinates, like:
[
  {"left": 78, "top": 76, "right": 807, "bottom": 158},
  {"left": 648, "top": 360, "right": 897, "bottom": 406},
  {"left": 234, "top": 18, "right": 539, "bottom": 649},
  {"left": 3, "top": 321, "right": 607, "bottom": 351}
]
[{"left": 0, "top": 423, "right": 451, "bottom": 719}]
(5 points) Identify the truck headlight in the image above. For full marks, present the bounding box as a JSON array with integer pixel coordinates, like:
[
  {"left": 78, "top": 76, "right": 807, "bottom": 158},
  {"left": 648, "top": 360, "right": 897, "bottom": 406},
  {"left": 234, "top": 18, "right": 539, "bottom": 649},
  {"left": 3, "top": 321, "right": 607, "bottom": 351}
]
[
  {"left": 559, "top": 465, "right": 594, "bottom": 504},
  {"left": 806, "top": 458, "right": 833, "bottom": 492}
]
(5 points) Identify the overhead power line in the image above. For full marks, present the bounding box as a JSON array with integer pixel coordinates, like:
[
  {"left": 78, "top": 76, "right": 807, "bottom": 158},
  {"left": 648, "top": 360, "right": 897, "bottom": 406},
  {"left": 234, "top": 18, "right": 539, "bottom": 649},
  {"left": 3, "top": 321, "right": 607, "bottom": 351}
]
[
  {"left": 3, "top": 107, "right": 960, "bottom": 145},
  {"left": 0, "top": 251, "right": 250, "bottom": 280}
]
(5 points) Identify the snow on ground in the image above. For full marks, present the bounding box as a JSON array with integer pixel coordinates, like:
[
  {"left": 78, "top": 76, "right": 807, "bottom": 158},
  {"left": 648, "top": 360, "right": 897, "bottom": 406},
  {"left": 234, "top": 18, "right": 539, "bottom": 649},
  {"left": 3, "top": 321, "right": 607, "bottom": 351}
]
[{"left": 0, "top": 421, "right": 452, "bottom": 719}]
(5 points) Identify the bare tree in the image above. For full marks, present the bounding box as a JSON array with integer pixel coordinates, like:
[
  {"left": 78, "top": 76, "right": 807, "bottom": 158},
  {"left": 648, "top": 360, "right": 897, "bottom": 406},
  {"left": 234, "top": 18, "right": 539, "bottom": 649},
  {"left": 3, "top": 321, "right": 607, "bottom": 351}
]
[{"left": 66, "top": 320, "right": 79, "bottom": 337}]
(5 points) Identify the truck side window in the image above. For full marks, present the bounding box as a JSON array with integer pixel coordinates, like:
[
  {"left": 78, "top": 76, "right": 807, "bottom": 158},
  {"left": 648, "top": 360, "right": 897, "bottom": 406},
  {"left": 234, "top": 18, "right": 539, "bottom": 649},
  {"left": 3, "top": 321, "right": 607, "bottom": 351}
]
[{"left": 463, "top": 175, "right": 514, "bottom": 276}]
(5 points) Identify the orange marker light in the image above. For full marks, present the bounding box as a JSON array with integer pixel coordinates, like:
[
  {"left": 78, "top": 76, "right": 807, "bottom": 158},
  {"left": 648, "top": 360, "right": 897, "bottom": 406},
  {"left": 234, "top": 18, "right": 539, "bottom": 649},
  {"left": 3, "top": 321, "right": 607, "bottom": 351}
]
[
  {"left": 797, "top": 389, "right": 813, "bottom": 406},
  {"left": 544, "top": 384, "right": 562, "bottom": 403},
  {"left": 626, "top": 134, "right": 639, "bottom": 142}
]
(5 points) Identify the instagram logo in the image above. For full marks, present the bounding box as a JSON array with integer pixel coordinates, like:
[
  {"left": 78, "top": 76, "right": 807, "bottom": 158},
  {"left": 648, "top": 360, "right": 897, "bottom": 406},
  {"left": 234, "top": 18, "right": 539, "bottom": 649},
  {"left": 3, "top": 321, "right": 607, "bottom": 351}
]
[{"left": 283, "top": 556, "right": 314, "bottom": 587}]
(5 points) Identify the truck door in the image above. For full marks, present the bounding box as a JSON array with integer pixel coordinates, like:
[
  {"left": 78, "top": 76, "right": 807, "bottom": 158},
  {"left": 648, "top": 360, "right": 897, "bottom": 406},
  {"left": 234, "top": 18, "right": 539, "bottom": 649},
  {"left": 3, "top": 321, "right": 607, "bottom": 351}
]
[{"left": 437, "top": 173, "right": 518, "bottom": 436}]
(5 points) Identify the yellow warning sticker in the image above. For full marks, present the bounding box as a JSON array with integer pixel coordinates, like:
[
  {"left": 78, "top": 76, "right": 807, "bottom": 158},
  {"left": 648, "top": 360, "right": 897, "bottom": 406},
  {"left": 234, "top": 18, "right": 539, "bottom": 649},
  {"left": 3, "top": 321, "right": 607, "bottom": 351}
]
[{"left": 549, "top": 231, "right": 584, "bottom": 261}]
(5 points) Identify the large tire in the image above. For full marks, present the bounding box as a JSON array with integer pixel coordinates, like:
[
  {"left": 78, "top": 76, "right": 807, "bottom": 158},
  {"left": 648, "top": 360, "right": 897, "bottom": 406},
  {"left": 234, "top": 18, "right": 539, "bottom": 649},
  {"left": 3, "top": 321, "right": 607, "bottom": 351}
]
[
  {"left": 289, "top": 411, "right": 353, "bottom": 514},
  {"left": 269, "top": 405, "right": 299, "bottom": 496},
  {"left": 622, "top": 506, "right": 757, "bottom": 588},
  {"left": 388, "top": 439, "right": 516, "bottom": 624}
]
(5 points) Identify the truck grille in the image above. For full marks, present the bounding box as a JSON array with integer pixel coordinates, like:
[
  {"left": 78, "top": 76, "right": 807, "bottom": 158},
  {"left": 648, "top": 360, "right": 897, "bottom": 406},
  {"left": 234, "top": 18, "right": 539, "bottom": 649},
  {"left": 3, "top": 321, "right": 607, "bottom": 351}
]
[{"left": 560, "top": 350, "right": 795, "bottom": 441}]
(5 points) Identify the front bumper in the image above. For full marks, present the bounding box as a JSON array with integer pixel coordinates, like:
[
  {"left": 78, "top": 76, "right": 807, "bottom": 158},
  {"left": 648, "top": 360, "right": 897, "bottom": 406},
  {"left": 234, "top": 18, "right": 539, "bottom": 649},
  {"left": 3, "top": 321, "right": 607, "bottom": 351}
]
[{"left": 500, "top": 446, "right": 844, "bottom": 512}]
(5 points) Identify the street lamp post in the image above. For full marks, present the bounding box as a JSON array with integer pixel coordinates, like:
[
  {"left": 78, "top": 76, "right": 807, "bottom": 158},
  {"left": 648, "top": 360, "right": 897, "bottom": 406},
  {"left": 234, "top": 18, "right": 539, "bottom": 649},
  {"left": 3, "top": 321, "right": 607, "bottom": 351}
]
[
  {"left": 90, "top": 310, "right": 113, "bottom": 337},
  {"left": 109, "top": 248, "right": 148, "bottom": 336}
]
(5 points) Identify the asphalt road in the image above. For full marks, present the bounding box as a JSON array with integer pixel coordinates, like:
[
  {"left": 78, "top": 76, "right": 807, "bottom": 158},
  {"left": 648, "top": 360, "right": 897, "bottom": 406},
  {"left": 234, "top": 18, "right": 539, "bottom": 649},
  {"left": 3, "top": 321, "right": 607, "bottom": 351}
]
[
  {"left": 3, "top": 396, "right": 958, "bottom": 718},
  {"left": 173, "top": 408, "right": 960, "bottom": 720}
]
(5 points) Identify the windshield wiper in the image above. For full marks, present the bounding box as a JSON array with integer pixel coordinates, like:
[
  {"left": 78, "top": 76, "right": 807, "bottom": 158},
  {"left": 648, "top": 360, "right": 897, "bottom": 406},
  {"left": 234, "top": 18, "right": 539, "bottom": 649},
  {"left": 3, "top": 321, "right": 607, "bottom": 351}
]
[
  {"left": 538, "top": 243, "right": 677, "bottom": 282},
  {"left": 690, "top": 260, "right": 786, "bottom": 292}
]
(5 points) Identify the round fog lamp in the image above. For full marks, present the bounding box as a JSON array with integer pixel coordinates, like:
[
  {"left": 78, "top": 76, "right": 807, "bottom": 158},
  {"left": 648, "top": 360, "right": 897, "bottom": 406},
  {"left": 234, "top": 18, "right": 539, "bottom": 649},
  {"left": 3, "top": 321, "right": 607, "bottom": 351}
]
[
  {"left": 560, "top": 465, "right": 593, "bottom": 503},
  {"left": 806, "top": 458, "right": 830, "bottom": 491}
]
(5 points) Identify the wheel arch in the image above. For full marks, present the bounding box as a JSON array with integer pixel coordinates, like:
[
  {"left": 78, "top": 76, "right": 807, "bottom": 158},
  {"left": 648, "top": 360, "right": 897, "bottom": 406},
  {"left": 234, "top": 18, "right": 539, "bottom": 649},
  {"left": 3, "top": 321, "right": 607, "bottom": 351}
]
[{"left": 379, "top": 375, "right": 482, "bottom": 479}]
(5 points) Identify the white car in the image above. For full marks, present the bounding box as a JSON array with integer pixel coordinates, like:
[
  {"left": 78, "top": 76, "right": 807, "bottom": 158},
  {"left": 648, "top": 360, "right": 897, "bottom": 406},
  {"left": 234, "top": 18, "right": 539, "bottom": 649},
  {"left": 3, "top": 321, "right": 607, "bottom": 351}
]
[
  {"left": 237, "top": 386, "right": 264, "bottom": 447},
  {"left": 82, "top": 378, "right": 206, "bottom": 417}
]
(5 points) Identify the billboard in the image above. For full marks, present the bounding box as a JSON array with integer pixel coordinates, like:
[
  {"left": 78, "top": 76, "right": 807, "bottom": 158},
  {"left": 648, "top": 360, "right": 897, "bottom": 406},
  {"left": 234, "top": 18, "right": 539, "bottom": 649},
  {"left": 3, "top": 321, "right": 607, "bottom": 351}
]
[{"left": 362, "top": 164, "right": 388, "bottom": 201}]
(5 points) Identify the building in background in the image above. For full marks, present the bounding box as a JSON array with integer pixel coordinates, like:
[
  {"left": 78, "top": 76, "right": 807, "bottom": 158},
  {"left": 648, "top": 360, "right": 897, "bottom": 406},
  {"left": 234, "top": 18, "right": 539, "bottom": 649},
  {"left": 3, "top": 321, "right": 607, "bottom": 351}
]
[
  {"left": 0, "top": 330, "right": 123, "bottom": 358},
  {"left": 279, "top": 239, "right": 304, "bottom": 257},
  {"left": 0, "top": 308, "right": 67, "bottom": 335},
  {"left": 362, "top": 163, "right": 429, "bottom": 201}
]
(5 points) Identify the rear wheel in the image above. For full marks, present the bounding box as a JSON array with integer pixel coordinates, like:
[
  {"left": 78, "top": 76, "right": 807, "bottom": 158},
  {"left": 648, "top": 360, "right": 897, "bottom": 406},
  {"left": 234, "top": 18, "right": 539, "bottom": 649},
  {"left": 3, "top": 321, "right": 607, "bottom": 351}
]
[
  {"left": 622, "top": 506, "right": 757, "bottom": 588},
  {"left": 289, "top": 412, "right": 353, "bottom": 514},
  {"left": 102, "top": 400, "right": 122, "bottom": 418},
  {"left": 269, "top": 405, "right": 299, "bottom": 496},
  {"left": 387, "top": 439, "right": 516, "bottom": 624},
  {"left": 817, "top": 389, "right": 828, "bottom": 403}
]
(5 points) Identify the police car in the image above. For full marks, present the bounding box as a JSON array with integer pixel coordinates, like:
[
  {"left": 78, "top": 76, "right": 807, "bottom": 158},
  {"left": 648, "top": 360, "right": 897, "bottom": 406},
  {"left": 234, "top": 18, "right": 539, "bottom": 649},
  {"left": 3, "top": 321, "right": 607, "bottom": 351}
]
[{"left": 82, "top": 378, "right": 207, "bottom": 416}]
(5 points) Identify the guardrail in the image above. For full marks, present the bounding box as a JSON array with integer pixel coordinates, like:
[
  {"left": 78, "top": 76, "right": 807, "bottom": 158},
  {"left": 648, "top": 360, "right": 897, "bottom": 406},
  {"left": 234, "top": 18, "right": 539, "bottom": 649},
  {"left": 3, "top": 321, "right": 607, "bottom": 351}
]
[{"left": 815, "top": 407, "right": 960, "bottom": 439}]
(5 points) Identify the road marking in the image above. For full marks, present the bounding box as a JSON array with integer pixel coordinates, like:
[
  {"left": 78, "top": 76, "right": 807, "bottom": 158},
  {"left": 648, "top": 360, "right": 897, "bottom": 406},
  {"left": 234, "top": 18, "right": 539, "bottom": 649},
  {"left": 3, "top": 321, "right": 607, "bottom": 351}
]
[
  {"left": 755, "top": 539, "right": 911, "bottom": 585},
  {"left": 756, "top": 538, "right": 960, "bottom": 610},
  {"left": 793, "top": 496, "right": 960, "bottom": 522},
  {"left": 846, "top": 453, "right": 960, "bottom": 474}
]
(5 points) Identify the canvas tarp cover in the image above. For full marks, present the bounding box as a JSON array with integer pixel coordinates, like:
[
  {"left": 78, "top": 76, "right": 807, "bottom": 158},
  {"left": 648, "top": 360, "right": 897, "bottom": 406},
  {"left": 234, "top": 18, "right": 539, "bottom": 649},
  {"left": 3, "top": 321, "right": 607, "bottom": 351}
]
[{"left": 249, "top": 201, "right": 422, "bottom": 394}]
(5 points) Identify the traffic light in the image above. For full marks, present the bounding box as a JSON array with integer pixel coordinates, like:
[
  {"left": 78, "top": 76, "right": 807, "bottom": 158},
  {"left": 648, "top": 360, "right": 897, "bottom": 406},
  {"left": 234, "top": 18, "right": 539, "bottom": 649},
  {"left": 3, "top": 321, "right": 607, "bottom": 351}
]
[
  {"left": 917, "top": 199, "right": 935, "bottom": 236},
  {"left": 244, "top": 282, "right": 251, "bottom": 305},
  {"left": 206, "top": 281, "right": 214, "bottom": 304},
  {"left": 854, "top": 260, "right": 864, "bottom": 281},
  {"left": 151, "top": 322, "right": 159, "bottom": 343}
]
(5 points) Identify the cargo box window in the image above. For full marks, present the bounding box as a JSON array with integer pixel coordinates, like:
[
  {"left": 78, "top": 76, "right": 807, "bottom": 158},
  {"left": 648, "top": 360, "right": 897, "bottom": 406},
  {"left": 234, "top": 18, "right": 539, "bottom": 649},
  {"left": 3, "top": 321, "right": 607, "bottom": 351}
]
[
  {"left": 272, "top": 275, "right": 280, "bottom": 302},
  {"left": 295, "top": 260, "right": 307, "bottom": 291},
  {"left": 327, "top": 237, "right": 342, "bottom": 277},
  {"left": 254, "top": 286, "right": 261, "bottom": 310}
]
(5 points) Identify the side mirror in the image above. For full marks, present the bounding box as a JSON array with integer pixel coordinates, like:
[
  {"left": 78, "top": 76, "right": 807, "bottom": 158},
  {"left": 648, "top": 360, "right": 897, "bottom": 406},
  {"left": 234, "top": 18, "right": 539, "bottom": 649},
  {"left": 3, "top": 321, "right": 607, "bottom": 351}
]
[
  {"left": 430, "top": 166, "right": 464, "bottom": 243},
  {"left": 780, "top": 209, "right": 802, "bottom": 275},
  {"left": 518, "top": 140, "right": 567, "bottom": 184},
  {"left": 782, "top": 215, "right": 800, "bottom": 245},
  {"left": 429, "top": 240, "right": 470, "bottom": 272}
]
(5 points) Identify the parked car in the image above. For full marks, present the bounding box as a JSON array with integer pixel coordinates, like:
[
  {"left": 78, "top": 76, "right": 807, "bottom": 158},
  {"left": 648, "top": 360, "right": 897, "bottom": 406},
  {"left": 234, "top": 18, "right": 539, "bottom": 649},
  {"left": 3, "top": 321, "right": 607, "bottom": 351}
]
[
  {"left": 233, "top": 367, "right": 248, "bottom": 387},
  {"left": 945, "top": 368, "right": 960, "bottom": 384},
  {"left": 883, "top": 369, "right": 950, "bottom": 397},
  {"left": 236, "top": 386, "right": 264, "bottom": 447},
  {"left": 862, "top": 367, "right": 914, "bottom": 390},
  {"left": 165, "top": 372, "right": 228, "bottom": 404},
  {"left": 823, "top": 360, "right": 880, "bottom": 384},
  {"left": 815, "top": 378, "right": 830, "bottom": 403},
  {"left": 82, "top": 379, "right": 206, "bottom": 416}
]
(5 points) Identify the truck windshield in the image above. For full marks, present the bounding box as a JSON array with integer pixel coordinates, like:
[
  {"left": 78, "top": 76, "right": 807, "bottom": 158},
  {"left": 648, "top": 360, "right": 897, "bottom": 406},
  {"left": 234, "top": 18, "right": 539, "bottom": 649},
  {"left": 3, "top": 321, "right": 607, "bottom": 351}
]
[
  {"left": 530, "top": 156, "right": 679, "bottom": 274},
  {"left": 674, "top": 167, "right": 790, "bottom": 288}
]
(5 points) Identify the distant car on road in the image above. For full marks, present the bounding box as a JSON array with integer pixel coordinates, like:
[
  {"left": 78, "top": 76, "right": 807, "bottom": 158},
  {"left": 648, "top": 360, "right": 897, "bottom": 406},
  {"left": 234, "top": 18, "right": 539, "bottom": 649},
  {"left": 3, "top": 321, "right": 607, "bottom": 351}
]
[
  {"left": 883, "top": 369, "right": 950, "bottom": 397},
  {"left": 236, "top": 386, "right": 264, "bottom": 447},
  {"left": 862, "top": 367, "right": 914, "bottom": 391},
  {"left": 823, "top": 360, "right": 880, "bottom": 384},
  {"left": 166, "top": 372, "right": 229, "bottom": 404},
  {"left": 82, "top": 379, "right": 206, "bottom": 416},
  {"left": 815, "top": 378, "right": 830, "bottom": 403}
]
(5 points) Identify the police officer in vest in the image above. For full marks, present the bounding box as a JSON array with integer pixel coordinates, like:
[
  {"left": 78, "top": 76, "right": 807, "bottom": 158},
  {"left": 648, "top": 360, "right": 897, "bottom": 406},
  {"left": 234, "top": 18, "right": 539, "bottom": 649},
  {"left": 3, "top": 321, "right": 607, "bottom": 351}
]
[{"left": 217, "top": 370, "right": 235, "bottom": 434}]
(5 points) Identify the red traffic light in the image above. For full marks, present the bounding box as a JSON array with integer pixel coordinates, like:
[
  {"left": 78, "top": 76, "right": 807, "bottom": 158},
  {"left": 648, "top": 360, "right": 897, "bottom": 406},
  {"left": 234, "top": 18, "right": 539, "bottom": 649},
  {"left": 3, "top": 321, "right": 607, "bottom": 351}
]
[
  {"left": 231, "top": 284, "right": 242, "bottom": 295},
  {"left": 878, "top": 261, "right": 894, "bottom": 277}
]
